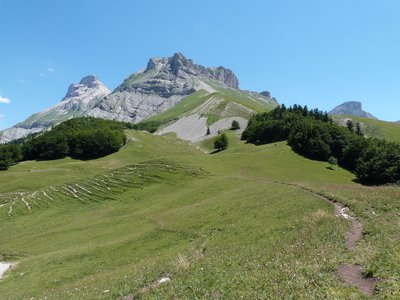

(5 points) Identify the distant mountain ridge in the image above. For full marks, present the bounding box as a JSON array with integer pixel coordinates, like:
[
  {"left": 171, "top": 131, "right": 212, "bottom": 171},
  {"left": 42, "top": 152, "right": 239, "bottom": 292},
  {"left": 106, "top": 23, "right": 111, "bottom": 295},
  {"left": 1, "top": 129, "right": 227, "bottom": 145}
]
[
  {"left": 0, "top": 53, "right": 276, "bottom": 143},
  {"left": 329, "top": 101, "right": 377, "bottom": 119},
  {"left": 0, "top": 76, "right": 110, "bottom": 143}
]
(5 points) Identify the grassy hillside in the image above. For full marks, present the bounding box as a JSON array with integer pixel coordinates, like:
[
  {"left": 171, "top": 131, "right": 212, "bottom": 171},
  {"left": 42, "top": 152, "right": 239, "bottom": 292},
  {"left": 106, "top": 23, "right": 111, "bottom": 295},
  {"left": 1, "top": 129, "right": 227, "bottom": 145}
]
[
  {"left": 206, "top": 79, "right": 278, "bottom": 112},
  {"left": 136, "top": 85, "right": 278, "bottom": 137},
  {"left": 145, "top": 90, "right": 210, "bottom": 124},
  {"left": 333, "top": 115, "right": 400, "bottom": 143},
  {"left": 143, "top": 86, "right": 277, "bottom": 130},
  {"left": 0, "top": 130, "right": 398, "bottom": 299}
]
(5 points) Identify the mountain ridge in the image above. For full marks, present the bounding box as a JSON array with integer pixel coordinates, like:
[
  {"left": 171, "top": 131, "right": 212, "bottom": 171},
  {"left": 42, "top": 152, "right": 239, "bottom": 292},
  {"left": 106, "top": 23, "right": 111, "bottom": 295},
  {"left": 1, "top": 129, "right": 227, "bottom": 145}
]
[
  {"left": 0, "top": 76, "right": 110, "bottom": 143},
  {"left": 329, "top": 101, "right": 376, "bottom": 119},
  {"left": 85, "top": 52, "right": 242, "bottom": 123},
  {"left": 0, "top": 53, "right": 276, "bottom": 143}
]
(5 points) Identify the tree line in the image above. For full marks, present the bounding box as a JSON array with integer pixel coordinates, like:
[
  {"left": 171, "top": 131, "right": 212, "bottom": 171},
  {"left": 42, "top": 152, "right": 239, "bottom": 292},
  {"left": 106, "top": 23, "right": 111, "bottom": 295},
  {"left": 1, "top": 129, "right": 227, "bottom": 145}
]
[
  {"left": 242, "top": 104, "right": 400, "bottom": 185},
  {"left": 0, "top": 117, "right": 128, "bottom": 169}
]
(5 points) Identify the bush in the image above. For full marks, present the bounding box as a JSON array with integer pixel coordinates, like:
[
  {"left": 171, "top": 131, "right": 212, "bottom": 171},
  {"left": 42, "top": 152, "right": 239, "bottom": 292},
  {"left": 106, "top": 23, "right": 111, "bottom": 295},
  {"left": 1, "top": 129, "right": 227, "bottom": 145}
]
[
  {"left": 132, "top": 121, "right": 161, "bottom": 133},
  {"left": 0, "top": 144, "right": 21, "bottom": 170},
  {"left": 214, "top": 133, "right": 228, "bottom": 151},
  {"left": 231, "top": 120, "right": 240, "bottom": 130},
  {"left": 327, "top": 156, "right": 338, "bottom": 169}
]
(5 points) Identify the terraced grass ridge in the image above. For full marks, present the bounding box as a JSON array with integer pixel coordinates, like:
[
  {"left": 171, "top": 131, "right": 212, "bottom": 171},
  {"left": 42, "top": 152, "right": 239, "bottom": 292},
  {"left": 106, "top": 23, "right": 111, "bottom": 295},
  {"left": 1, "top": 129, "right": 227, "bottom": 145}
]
[{"left": 0, "top": 130, "right": 398, "bottom": 299}]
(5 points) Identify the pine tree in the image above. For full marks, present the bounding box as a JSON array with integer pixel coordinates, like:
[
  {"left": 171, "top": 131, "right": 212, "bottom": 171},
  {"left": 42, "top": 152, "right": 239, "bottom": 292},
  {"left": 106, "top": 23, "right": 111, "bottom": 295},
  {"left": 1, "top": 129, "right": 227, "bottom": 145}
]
[
  {"left": 355, "top": 122, "right": 362, "bottom": 135},
  {"left": 346, "top": 120, "right": 354, "bottom": 132}
]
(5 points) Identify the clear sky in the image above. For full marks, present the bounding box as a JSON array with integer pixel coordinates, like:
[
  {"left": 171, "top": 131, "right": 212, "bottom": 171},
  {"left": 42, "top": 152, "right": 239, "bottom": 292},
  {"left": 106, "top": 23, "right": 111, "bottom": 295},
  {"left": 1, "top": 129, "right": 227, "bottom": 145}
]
[{"left": 1, "top": 0, "right": 400, "bottom": 129}]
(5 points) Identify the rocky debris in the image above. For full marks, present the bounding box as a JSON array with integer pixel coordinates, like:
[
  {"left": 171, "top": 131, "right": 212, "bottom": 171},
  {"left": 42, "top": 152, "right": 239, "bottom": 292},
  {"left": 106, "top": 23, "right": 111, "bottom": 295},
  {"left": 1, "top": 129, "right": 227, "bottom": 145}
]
[
  {"left": 207, "top": 117, "right": 248, "bottom": 137},
  {"left": 0, "top": 75, "right": 110, "bottom": 143},
  {"left": 158, "top": 114, "right": 208, "bottom": 142},
  {"left": 329, "top": 101, "right": 377, "bottom": 119}
]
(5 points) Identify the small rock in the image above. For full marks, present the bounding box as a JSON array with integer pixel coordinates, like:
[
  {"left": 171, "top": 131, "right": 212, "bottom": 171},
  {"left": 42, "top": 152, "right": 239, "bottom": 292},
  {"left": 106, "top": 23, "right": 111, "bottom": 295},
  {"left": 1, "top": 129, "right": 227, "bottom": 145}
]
[{"left": 158, "top": 277, "right": 171, "bottom": 284}]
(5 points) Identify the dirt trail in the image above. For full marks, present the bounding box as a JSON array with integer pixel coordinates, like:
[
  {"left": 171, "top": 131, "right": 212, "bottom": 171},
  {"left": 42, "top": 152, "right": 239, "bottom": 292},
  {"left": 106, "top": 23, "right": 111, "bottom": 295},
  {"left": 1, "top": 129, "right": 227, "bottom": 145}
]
[{"left": 278, "top": 182, "right": 379, "bottom": 296}]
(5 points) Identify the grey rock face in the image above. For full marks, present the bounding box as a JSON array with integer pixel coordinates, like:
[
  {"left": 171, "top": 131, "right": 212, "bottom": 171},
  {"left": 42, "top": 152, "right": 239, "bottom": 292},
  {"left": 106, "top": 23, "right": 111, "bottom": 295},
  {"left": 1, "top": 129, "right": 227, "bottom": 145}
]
[
  {"left": 329, "top": 101, "right": 377, "bottom": 119},
  {"left": 87, "top": 52, "right": 240, "bottom": 123},
  {"left": 0, "top": 75, "right": 110, "bottom": 143},
  {"left": 146, "top": 53, "right": 239, "bottom": 89},
  {"left": 260, "top": 91, "right": 271, "bottom": 98}
]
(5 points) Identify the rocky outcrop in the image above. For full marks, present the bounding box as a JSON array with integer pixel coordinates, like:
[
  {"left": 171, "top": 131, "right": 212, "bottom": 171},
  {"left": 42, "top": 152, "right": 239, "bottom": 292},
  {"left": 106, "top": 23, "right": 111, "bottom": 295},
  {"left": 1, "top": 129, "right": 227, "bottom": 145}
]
[
  {"left": 329, "top": 101, "right": 377, "bottom": 119},
  {"left": 0, "top": 75, "right": 110, "bottom": 143},
  {"left": 86, "top": 53, "right": 240, "bottom": 123},
  {"left": 260, "top": 91, "right": 271, "bottom": 98},
  {"left": 146, "top": 53, "right": 239, "bottom": 89}
]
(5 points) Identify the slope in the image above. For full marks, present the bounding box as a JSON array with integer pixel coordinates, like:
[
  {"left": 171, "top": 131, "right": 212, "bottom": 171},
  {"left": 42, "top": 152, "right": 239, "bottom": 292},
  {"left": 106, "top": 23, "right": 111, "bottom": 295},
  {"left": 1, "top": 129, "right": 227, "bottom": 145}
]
[
  {"left": 333, "top": 115, "right": 400, "bottom": 143},
  {"left": 150, "top": 85, "right": 277, "bottom": 142},
  {"left": 0, "top": 130, "right": 398, "bottom": 299}
]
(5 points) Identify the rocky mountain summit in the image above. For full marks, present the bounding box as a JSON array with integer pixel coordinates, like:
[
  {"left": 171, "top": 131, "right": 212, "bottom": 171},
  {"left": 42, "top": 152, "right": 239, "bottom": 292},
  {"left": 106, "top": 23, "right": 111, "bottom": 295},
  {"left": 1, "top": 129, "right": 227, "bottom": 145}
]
[
  {"left": 329, "top": 101, "right": 377, "bottom": 119},
  {"left": 86, "top": 53, "right": 240, "bottom": 123},
  {"left": 0, "top": 76, "right": 110, "bottom": 143}
]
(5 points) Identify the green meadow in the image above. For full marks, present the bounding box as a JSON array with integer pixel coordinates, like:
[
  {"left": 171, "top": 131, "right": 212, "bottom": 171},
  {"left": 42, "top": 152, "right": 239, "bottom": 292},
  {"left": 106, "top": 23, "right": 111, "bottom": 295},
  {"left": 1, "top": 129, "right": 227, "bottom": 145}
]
[
  {"left": 0, "top": 130, "right": 398, "bottom": 299},
  {"left": 333, "top": 115, "right": 400, "bottom": 143}
]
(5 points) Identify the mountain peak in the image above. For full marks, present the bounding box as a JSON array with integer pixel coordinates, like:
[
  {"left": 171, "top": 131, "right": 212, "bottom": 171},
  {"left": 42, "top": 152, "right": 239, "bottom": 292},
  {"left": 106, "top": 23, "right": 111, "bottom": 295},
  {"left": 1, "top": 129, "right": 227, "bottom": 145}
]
[
  {"left": 143, "top": 52, "right": 239, "bottom": 89},
  {"left": 65, "top": 75, "right": 106, "bottom": 99},
  {"left": 79, "top": 75, "right": 100, "bottom": 86},
  {"left": 170, "top": 52, "right": 187, "bottom": 62},
  {"left": 329, "top": 101, "right": 377, "bottom": 119}
]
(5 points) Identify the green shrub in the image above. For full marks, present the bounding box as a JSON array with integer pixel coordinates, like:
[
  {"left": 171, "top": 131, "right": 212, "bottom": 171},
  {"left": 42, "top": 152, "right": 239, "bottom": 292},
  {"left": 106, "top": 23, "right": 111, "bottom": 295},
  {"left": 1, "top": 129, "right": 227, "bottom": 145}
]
[{"left": 214, "top": 133, "right": 228, "bottom": 151}]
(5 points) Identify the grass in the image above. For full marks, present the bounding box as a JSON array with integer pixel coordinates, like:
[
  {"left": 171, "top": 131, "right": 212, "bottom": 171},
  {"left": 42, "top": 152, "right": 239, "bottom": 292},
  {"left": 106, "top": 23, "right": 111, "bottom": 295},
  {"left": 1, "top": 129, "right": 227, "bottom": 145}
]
[
  {"left": 0, "top": 129, "right": 398, "bottom": 299},
  {"left": 146, "top": 90, "right": 210, "bottom": 124},
  {"left": 333, "top": 115, "right": 400, "bottom": 143},
  {"left": 207, "top": 80, "right": 278, "bottom": 112}
]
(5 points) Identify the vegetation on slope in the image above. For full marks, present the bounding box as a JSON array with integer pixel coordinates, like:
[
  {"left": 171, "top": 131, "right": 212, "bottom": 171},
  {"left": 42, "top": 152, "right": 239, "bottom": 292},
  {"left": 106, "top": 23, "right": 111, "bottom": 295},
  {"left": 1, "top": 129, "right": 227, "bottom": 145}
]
[
  {"left": 0, "top": 130, "right": 398, "bottom": 299},
  {"left": 0, "top": 144, "right": 22, "bottom": 170},
  {"left": 134, "top": 85, "right": 277, "bottom": 133},
  {"left": 0, "top": 118, "right": 128, "bottom": 168},
  {"left": 132, "top": 90, "right": 210, "bottom": 133},
  {"left": 333, "top": 115, "right": 400, "bottom": 143},
  {"left": 242, "top": 105, "right": 400, "bottom": 185}
]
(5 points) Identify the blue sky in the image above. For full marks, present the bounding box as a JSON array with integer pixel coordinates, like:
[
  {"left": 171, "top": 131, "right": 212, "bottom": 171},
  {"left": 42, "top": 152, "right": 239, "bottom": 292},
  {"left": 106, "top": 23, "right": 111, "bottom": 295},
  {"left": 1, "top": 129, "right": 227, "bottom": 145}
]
[{"left": 1, "top": 0, "right": 400, "bottom": 129}]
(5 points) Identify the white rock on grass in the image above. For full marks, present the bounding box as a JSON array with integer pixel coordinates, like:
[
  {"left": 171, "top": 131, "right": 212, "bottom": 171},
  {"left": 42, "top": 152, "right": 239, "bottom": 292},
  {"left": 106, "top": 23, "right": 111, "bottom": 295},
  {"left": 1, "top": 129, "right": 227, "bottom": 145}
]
[
  {"left": 158, "top": 277, "right": 171, "bottom": 284},
  {"left": 0, "top": 262, "right": 12, "bottom": 279}
]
